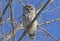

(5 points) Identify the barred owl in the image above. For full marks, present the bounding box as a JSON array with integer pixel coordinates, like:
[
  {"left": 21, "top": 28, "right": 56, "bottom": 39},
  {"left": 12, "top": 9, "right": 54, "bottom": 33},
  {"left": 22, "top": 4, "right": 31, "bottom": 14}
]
[{"left": 22, "top": 4, "right": 38, "bottom": 39}]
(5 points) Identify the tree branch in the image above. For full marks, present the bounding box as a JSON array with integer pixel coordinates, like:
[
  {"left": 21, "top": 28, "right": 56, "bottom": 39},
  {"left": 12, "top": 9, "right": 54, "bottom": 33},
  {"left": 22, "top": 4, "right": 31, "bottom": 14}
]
[
  {"left": 1, "top": 24, "right": 7, "bottom": 41},
  {"left": 1, "top": 23, "right": 24, "bottom": 41},
  {"left": 0, "top": 0, "right": 13, "bottom": 23},
  {"left": 38, "top": 27, "right": 58, "bottom": 41},
  {"left": 42, "top": 5, "right": 60, "bottom": 13},
  {"left": 9, "top": 0, "right": 15, "bottom": 41},
  {"left": 38, "top": 18, "right": 60, "bottom": 26},
  {"left": 1, "top": 17, "right": 60, "bottom": 41},
  {"left": 0, "top": 0, "right": 2, "bottom": 23},
  {"left": 2, "top": 0, "right": 59, "bottom": 41},
  {"left": 18, "top": 0, "right": 25, "bottom": 7}
]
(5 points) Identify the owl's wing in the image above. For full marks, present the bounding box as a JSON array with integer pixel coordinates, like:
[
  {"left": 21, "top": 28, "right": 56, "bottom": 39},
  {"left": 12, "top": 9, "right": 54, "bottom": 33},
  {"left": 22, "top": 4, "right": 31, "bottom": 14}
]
[{"left": 22, "top": 13, "right": 30, "bottom": 28}]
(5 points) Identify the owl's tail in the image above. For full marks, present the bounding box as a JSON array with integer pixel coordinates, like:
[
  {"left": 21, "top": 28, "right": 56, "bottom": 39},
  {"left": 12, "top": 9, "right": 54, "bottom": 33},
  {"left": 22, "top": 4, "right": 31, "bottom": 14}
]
[{"left": 28, "top": 32, "right": 36, "bottom": 40}]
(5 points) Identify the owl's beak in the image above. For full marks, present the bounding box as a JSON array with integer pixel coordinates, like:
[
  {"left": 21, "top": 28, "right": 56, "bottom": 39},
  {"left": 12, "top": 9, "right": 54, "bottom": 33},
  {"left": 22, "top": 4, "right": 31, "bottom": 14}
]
[{"left": 28, "top": 10, "right": 30, "bottom": 13}]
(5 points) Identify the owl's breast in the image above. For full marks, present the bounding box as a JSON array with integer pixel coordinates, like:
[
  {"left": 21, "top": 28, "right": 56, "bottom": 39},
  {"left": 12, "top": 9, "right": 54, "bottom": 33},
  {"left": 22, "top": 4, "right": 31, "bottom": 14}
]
[{"left": 22, "top": 12, "right": 36, "bottom": 28}]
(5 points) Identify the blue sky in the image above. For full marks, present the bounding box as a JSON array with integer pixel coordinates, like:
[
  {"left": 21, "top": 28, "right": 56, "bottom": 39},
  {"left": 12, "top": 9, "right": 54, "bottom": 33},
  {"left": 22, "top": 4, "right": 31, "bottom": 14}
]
[{"left": 0, "top": 0, "right": 60, "bottom": 41}]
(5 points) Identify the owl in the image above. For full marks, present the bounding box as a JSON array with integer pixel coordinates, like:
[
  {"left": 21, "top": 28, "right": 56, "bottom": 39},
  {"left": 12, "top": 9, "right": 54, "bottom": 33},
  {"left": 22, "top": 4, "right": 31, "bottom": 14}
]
[{"left": 22, "top": 4, "right": 38, "bottom": 40}]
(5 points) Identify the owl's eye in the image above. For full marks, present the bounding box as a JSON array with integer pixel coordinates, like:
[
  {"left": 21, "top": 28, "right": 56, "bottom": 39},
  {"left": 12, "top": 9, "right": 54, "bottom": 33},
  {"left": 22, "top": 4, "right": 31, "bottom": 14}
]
[
  {"left": 26, "top": 8, "right": 29, "bottom": 10},
  {"left": 30, "top": 7, "right": 33, "bottom": 10}
]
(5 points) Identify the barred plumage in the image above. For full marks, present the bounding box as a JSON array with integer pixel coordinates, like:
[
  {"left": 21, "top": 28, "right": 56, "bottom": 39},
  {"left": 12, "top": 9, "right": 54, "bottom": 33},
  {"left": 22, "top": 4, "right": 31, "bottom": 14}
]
[{"left": 22, "top": 4, "right": 38, "bottom": 39}]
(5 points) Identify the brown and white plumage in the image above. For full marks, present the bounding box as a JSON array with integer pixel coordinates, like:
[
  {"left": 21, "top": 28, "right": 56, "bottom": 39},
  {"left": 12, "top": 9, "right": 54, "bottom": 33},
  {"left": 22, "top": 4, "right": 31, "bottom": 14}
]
[{"left": 22, "top": 4, "right": 38, "bottom": 39}]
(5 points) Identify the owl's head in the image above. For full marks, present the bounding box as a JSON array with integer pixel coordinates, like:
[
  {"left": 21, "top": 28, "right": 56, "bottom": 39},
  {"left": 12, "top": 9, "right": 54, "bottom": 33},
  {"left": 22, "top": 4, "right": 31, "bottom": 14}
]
[{"left": 23, "top": 4, "right": 35, "bottom": 13}]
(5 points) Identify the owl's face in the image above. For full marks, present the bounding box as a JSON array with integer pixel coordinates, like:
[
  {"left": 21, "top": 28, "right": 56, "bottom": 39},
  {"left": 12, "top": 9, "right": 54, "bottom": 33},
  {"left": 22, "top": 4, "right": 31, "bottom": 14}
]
[
  {"left": 23, "top": 4, "right": 36, "bottom": 21},
  {"left": 23, "top": 4, "right": 35, "bottom": 13}
]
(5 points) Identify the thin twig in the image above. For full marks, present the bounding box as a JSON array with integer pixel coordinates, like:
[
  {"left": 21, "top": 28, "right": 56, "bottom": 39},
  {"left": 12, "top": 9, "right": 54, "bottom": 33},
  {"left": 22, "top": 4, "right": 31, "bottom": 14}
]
[
  {"left": 0, "top": 0, "right": 2, "bottom": 23},
  {"left": 1, "top": 24, "right": 7, "bottom": 41},
  {"left": 42, "top": 5, "right": 60, "bottom": 13},
  {"left": 1, "top": 23, "right": 24, "bottom": 41},
  {"left": 38, "top": 18, "right": 60, "bottom": 26},
  {"left": 0, "top": 0, "right": 13, "bottom": 23},
  {"left": 0, "top": 0, "right": 1, "bottom": 15},
  {"left": 38, "top": 27, "right": 58, "bottom": 41},
  {"left": 18, "top": 0, "right": 25, "bottom": 7},
  {"left": 0, "top": 1, "right": 7, "bottom": 41},
  {"left": 9, "top": 0, "right": 15, "bottom": 41}
]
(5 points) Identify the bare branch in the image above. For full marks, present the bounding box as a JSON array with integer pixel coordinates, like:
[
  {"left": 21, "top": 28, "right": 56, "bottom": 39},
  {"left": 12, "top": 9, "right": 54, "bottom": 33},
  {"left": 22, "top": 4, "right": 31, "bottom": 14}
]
[
  {"left": 0, "top": 0, "right": 13, "bottom": 23},
  {"left": 18, "top": 0, "right": 51, "bottom": 41},
  {"left": 0, "top": 0, "right": 2, "bottom": 15},
  {"left": 9, "top": 0, "right": 15, "bottom": 41},
  {"left": 2, "top": 23, "right": 24, "bottom": 41},
  {"left": 38, "top": 27, "right": 58, "bottom": 41},
  {"left": 1, "top": 24, "right": 7, "bottom": 41},
  {"left": 38, "top": 18, "right": 60, "bottom": 26},
  {"left": 0, "top": 0, "right": 7, "bottom": 39},
  {"left": 0, "top": 0, "right": 2, "bottom": 23},
  {"left": 18, "top": 0, "right": 25, "bottom": 7},
  {"left": 1, "top": 0, "right": 59, "bottom": 41},
  {"left": 1, "top": 17, "right": 60, "bottom": 41},
  {"left": 42, "top": 5, "right": 60, "bottom": 13},
  {"left": 36, "top": 0, "right": 52, "bottom": 14}
]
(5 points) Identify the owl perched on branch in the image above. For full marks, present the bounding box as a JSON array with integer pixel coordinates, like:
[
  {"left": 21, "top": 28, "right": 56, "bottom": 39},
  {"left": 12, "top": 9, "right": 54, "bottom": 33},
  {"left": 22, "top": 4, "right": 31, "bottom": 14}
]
[{"left": 22, "top": 4, "right": 38, "bottom": 39}]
